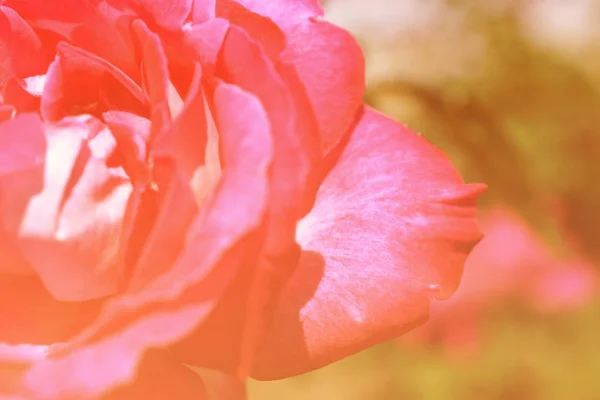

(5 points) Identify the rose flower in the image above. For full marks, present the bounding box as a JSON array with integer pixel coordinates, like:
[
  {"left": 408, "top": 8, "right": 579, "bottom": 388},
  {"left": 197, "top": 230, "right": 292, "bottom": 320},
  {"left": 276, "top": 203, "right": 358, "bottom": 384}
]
[{"left": 0, "top": 0, "right": 484, "bottom": 398}]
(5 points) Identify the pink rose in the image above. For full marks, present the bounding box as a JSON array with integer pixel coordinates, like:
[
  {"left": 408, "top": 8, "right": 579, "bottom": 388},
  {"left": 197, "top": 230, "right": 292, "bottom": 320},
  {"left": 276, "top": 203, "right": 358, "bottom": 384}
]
[{"left": 0, "top": 0, "right": 484, "bottom": 398}]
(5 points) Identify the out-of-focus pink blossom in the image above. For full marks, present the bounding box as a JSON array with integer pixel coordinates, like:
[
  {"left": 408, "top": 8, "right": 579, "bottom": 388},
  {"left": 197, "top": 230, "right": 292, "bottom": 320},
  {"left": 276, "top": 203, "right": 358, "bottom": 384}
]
[{"left": 403, "top": 207, "right": 600, "bottom": 357}]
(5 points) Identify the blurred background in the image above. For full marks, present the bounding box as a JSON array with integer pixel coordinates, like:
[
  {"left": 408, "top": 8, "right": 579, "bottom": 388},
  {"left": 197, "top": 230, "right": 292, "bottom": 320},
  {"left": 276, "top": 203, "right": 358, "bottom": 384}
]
[{"left": 249, "top": 1, "right": 600, "bottom": 398}]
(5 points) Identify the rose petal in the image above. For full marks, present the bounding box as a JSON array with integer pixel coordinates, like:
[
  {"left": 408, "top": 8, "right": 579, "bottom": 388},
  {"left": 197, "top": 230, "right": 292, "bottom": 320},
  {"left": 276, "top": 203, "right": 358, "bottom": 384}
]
[
  {"left": 131, "top": 0, "right": 192, "bottom": 31},
  {"left": 156, "top": 18, "right": 228, "bottom": 96},
  {"left": 1, "top": 115, "right": 133, "bottom": 301},
  {"left": 0, "top": 5, "right": 46, "bottom": 79},
  {"left": 227, "top": 0, "right": 323, "bottom": 27},
  {"left": 102, "top": 111, "right": 151, "bottom": 184},
  {"left": 218, "top": 25, "right": 319, "bottom": 254},
  {"left": 132, "top": 19, "right": 171, "bottom": 142},
  {"left": 274, "top": 62, "right": 321, "bottom": 215},
  {"left": 41, "top": 42, "right": 147, "bottom": 122},
  {"left": 252, "top": 106, "right": 485, "bottom": 379},
  {"left": 55, "top": 42, "right": 146, "bottom": 104},
  {"left": 215, "top": 0, "right": 285, "bottom": 60},
  {"left": 191, "top": 0, "right": 215, "bottom": 23},
  {"left": 224, "top": 0, "right": 364, "bottom": 153},
  {"left": 152, "top": 63, "right": 206, "bottom": 181},
  {"left": 281, "top": 20, "right": 365, "bottom": 153},
  {"left": 180, "top": 18, "right": 229, "bottom": 78},
  {"left": 125, "top": 164, "right": 198, "bottom": 290}
]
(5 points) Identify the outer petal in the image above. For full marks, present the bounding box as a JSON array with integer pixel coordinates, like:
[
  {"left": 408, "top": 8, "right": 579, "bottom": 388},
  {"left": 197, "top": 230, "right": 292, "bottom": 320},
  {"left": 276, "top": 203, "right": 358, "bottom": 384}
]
[
  {"left": 217, "top": 26, "right": 319, "bottom": 253},
  {"left": 224, "top": 0, "right": 364, "bottom": 153},
  {"left": 228, "top": 0, "right": 323, "bottom": 26},
  {"left": 280, "top": 20, "right": 364, "bottom": 153},
  {"left": 252, "top": 106, "right": 485, "bottom": 379}
]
